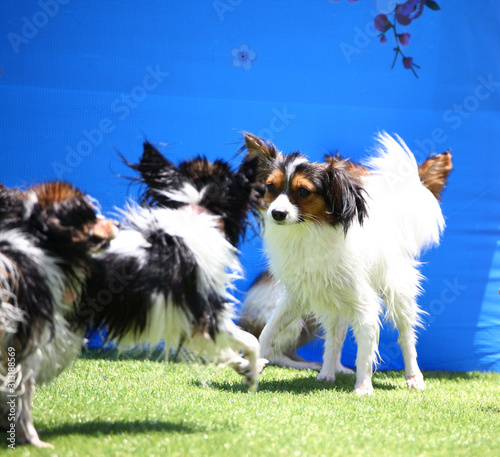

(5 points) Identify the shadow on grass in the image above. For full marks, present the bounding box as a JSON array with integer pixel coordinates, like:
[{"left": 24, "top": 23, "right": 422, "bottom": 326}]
[
  {"left": 420, "top": 371, "right": 478, "bottom": 381},
  {"left": 81, "top": 347, "right": 168, "bottom": 362},
  {"left": 0, "top": 419, "right": 200, "bottom": 447},
  {"left": 196, "top": 371, "right": 397, "bottom": 394}
]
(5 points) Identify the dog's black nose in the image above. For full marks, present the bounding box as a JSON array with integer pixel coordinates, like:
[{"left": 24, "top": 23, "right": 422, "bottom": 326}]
[{"left": 271, "top": 209, "right": 287, "bottom": 222}]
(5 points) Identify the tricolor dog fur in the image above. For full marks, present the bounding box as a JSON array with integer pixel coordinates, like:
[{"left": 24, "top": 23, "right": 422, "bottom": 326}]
[
  {"left": 239, "top": 149, "right": 452, "bottom": 372},
  {"left": 0, "top": 182, "right": 117, "bottom": 447},
  {"left": 242, "top": 132, "right": 450, "bottom": 395},
  {"left": 77, "top": 142, "right": 266, "bottom": 395}
]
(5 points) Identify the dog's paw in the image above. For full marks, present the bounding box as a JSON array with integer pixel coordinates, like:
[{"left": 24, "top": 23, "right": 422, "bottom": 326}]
[
  {"left": 18, "top": 434, "right": 54, "bottom": 448},
  {"left": 406, "top": 374, "right": 426, "bottom": 390},
  {"left": 354, "top": 380, "right": 374, "bottom": 396},
  {"left": 316, "top": 373, "right": 336, "bottom": 383},
  {"left": 256, "top": 358, "right": 269, "bottom": 374}
]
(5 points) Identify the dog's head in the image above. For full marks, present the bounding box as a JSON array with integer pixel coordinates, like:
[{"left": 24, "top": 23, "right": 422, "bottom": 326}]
[
  {"left": 28, "top": 182, "right": 117, "bottom": 255},
  {"left": 242, "top": 133, "right": 367, "bottom": 233},
  {"left": 126, "top": 141, "right": 259, "bottom": 246}
]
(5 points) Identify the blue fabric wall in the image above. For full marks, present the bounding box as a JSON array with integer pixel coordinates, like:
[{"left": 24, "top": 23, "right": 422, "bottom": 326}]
[{"left": 1, "top": 1, "right": 499, "bottom": 372}]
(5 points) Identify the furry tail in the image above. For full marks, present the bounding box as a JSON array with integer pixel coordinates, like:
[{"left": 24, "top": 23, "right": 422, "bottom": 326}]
[{"left": 365, "top": 132, "right": 445, "bottom": 257}]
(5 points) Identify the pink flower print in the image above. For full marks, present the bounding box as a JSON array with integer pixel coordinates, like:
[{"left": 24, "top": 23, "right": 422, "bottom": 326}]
[
  {"left": 374, "top": 14, "right": 392, "bottom": 32},
  {"left": 395, "top": 0, "right": 425, "bottom": 25},
  {"left": 398, "top": 32, "right": 411, "bottom": 46},
  {"left": 231, "top": 44, "right": 257, "bottom": 71}
]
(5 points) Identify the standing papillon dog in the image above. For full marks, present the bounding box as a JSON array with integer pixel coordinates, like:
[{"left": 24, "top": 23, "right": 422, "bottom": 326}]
[
  {"left": 242, "top": 132, "right": 448, "bottom": 395},
  {"left": 76, "top": 142, "right": 266, "bottom": 394},
  {"left": 0, "top": 182, "right": 117, "bottom": 447},
  {"left": 239, "top": 150, "right": 452, "bottom": 373}
]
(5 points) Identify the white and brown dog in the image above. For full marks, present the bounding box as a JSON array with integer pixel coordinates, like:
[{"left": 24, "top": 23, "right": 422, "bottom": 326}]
[{"left": 242, "top": 132, "right": 451, "bottom": 394}]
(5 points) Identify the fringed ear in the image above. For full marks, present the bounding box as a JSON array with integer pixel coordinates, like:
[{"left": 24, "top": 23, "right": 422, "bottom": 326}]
[
  {"left": 122, "top": 142, "right": 183, "bottom": 206},
  {"left": 325, "top": 164, "right": 368, "bottom": 234},
  {"left": 242, "top": 132, "right": 281, "bottom": 181},
  {"left": 418, "top": 150, "right": 453, "bottom": 201}
]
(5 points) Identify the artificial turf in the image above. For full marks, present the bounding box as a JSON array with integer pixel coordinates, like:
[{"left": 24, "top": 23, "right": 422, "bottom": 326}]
[{"left": 2, "top": 349, "right": 499, "bottom": 456}]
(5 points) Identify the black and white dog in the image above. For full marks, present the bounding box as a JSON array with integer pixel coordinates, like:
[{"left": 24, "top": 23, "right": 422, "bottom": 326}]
[
  {"left": 77, "top": 142, "right": 266, "bottom": 392},
  {"left": 0, "top": 181, "right": 117, "bottom": 447}
]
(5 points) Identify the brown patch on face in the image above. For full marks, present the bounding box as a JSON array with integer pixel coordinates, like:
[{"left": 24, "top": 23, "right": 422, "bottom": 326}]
[
  {"left": 289, "top": 172, "right": 328, "bottom": 223},
  {"left": 418, "top": 151, "right": 453, "bottom": 201},
  {"left": 263, "top": 169, "right": 285, "bottom": 208}
]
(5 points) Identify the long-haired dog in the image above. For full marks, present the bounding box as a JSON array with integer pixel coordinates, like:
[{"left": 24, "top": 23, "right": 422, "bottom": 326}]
[
  {"left": 238, "top": 150, "right": 452, "bottom": 373},
  {"left": 76, "top": 142, "right": 265, "bottom": 394},
  {"left": 242, "top": 132, "right": 449, "bottom": 394},
  {"left": 0, "top": 182, "right": 117, "bottom": 447}
]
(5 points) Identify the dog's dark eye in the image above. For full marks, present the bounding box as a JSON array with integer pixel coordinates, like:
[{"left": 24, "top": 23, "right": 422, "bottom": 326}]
[
  {"left": 296, "top": 187, "right": 312, "bottom": 199},
  {"left": 266, "top": 183, "right": 278, "bottom": 194}
]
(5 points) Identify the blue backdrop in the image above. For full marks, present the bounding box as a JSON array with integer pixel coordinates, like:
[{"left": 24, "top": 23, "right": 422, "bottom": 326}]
[{"left": 1, "top": 1, "right": 499, "bottom": 372}]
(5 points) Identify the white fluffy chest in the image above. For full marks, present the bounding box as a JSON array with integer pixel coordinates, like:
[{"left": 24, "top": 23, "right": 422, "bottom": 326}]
[{"left": 263, "top": 222, "right": 365, "bottom": 313}]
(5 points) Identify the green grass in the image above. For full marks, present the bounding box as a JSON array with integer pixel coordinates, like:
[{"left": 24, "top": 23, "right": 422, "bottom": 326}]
[{"left": 3, "top": 350, "right": 500, "bottom": 456}]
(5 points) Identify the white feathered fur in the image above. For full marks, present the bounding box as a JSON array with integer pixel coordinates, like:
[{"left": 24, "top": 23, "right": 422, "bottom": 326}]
[
  {"left": 94, "top": 202, "right": 264, "bottom": 389},
  {"left": 257, "top": 133, "right": 444, "bottom": 394}
]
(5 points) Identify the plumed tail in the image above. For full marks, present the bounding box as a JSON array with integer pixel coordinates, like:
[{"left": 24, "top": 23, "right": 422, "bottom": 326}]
[{"left": 365, "top": 132, "right": 445, "bottom": 257}]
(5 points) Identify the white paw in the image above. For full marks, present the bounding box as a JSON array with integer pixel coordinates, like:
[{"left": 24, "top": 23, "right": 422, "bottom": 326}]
[
  {"left": 406, "top": 374, "right": 426, "bottom": 390},
  {"left": 256, "top": 358, "right": 269, "bottom": 374},
  {"left": 317, "top": 373, "right": 336, "bottom": 383},
  {"left": 354, "top": 380, "right": 374, "bottom": 396}
]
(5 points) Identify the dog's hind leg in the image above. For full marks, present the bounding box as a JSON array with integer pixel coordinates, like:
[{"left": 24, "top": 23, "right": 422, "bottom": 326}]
[
  {"left": 15, "top": 378, "right": 53, "bottom": 448},
  {"left": 392, "top": 299, "right": 425, "bottom": 390},
  {"left": 383, "top": 272, "right": 426, "bottom": 390}
]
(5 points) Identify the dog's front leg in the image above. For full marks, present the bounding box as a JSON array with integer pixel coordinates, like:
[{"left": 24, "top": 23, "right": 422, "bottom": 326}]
[
  {"left": 259, "top": 292, "right": 302, "bottom": 362},
  {"left": 317, "top": 315, "right": 351, "bottom": 382}
]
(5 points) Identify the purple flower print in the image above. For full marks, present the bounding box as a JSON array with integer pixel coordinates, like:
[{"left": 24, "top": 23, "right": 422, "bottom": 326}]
[
  {"left": 395, "top": 0, "right": 425, "bottom": 25},
  {"left": 398, "top": 32, "right": 411, "bottom": 46},
  {"left": 403, "top": 56, "right": 414, "bottom": 69},
  {"left": 372, "top": 0, "right": 440, "bottom": 78},
  {"left": 374, "top": 14, "right": 391, "bottom": 33},
  {"left": 231, "top": 44, "right": 257, "bottom": 71}
]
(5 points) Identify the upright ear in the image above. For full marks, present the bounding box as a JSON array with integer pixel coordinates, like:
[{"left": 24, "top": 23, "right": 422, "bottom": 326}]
[
  {"left": 242, "top": 132, "right": 281, "bottom": 181},
  {"left": 418, "top": 150, "right": 453, "bottom": 201},
  {"left": 122, "top": 142, "right": 182, "bottom": 205},
  {"left": 325, "top": 164, "right": 368, "bottom": 234}
]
